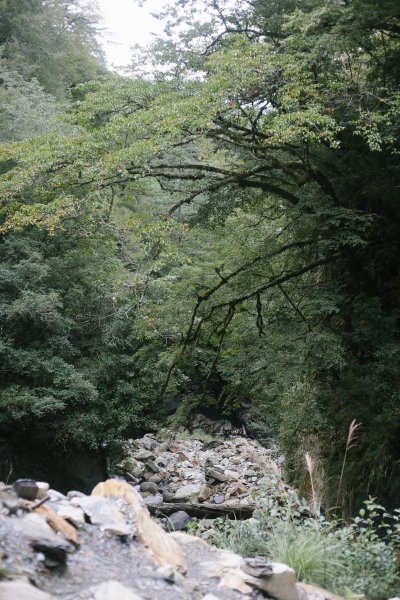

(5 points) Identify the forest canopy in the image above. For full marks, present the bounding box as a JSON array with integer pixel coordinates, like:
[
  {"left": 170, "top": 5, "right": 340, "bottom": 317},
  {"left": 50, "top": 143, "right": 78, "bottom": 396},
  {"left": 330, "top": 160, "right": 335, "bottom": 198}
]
[{"left": 0, "top": 0, "right": 399, "bottom": 512}]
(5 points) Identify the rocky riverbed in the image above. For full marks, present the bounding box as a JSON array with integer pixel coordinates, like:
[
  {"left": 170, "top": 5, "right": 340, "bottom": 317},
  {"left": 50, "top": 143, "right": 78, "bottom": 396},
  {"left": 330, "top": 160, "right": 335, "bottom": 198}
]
[
  {"left": 0, "top": 426, "right": 343, "bottom": 600},
  {"left": 112, "top": 423, "right": 283, "bottom": 524}
]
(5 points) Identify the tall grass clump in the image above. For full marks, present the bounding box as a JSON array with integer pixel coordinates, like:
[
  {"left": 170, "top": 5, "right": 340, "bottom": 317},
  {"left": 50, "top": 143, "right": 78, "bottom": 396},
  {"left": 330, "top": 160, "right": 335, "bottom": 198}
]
[{"left": 336, "top": 419, "right": 362, "bottom": 511}]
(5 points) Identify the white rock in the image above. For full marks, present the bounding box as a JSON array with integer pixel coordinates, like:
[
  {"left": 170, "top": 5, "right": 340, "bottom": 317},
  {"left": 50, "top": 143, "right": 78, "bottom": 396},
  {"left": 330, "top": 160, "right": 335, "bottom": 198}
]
[
  {"left": 92, "top": 580, "right": 144, "bottom": 600},
  {"left": 75, "top": 496, "right": 130, "bottom": 536},
  {"left": 56, "top": 505, "right": 85, "bottom": 528},
  {"left": 0, "top": 580, "right": 54, "bottom": 599},
  {"left": 35, "top": 482, "right": 50, "bottom": 500}
]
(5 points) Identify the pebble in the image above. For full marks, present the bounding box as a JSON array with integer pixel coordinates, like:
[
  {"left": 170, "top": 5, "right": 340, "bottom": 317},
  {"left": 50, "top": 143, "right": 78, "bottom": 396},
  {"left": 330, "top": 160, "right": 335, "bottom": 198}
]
[{"left": 213, "top": 495, "right": 225, "bottom": 505}]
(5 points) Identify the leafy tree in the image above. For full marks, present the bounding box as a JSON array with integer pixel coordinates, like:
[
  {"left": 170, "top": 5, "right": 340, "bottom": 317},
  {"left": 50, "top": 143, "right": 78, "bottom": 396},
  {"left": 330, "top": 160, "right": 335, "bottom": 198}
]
[
  {"left": 0, "top": 0, "right": 105, "bottom": 97},
  {"left": 1, "top": 0, "right": 399, "bottom": 510}
]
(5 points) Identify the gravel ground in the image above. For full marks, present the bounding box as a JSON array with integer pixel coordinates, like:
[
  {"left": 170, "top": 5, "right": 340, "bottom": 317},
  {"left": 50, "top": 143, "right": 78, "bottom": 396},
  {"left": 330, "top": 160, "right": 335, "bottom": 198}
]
[{"left": 0, "top": 513, "right": 266, "bottom": 599}]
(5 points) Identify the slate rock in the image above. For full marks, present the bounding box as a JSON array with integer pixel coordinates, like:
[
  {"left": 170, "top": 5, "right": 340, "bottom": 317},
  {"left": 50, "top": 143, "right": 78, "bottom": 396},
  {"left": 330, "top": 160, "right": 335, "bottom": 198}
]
[
  {"left": 166, "top": 510, "right": 192, "bottom": 531},
  {"left": 241, "top": 556, "right": 273, "bottom": 578},
  {"left": 31, "top": 536, "right": 72, "bottom": 566},
  {"left": 13, "top": 478, "right": 38, "bottom": 500},
  {"left": 242, "top": 560, "right": 297, "bottom": 597}
]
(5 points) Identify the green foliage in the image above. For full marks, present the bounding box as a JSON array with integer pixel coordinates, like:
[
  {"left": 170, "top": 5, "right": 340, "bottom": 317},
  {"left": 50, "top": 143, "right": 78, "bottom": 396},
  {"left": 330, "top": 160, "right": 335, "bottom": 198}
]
[
  {"left": 0, "top": 0, "right": 399, "bottom": 512},
  {"left": 0, "top": 0, "right": 105, "bottom": 98},
  {"left": 211, "top": 479, "right": 400, "bottom": 599},
  {"left": 0, "top": 221, "right": 164, "bottom": 458}
]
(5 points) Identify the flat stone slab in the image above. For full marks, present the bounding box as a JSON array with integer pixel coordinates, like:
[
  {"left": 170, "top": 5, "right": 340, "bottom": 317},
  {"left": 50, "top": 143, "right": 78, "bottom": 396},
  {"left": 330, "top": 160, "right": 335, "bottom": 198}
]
[
  {"left": 172, "top": 484, "right": 202, "bottom": 501},
  {"left": 74, "top": 496, "right": 130, "bottom": 536}
]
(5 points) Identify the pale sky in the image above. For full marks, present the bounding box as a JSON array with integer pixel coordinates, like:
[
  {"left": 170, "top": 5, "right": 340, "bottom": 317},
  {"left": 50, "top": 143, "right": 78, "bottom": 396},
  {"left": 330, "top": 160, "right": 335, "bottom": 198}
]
[{"left": 97, "top": 0, "right": 165, "bottom": 68}]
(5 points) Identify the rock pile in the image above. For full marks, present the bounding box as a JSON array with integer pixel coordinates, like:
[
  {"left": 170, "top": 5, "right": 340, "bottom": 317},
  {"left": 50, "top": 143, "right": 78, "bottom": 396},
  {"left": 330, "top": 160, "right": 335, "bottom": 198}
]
[
  {"left": 113, "top": 425, "right": 283, "bottom": 524},
  {"left": 0, "top": 477, "right": 343, "bottom": 600}
]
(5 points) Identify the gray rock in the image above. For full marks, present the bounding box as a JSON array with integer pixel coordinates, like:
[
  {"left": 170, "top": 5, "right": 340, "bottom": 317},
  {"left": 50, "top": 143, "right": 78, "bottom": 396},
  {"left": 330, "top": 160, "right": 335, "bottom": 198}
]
[
  {"left": 144, "top": 459, "right": 160, "bottom": 473},
  {"left": 172, "top": 483, "right": 202, "bottom": 501},
  {"left": 0, "top": 485, "right": 18, "bottom": 514},
  {"left": 244, "top": 470, "right": 257, "bottom": 477},
  {"left": 13, "top": 512, "right": 55, "bottom": 539},
  {"left": 131, "top": 463, "right": 146, "bottom": 479},
  {"left": 143, "top": 493, "right": 163, "bottom": 506},
  {"left": 134, "top": 449, "right": 155, "bottom": 462},
  {"left": 0, "top": 581, "right": 54, "bottom": 599},
  {"left": 224, "top": 469, "right": 240, "bottom": 480},
  {"left": 148, "top": 475, "right": 162, "bottom": 483},
  {"left": 206, "top": 469, "right": 229, "bottom": 483},
  {"left": 13, "top": 479, "right": 38, "bottom": 500},
  {"left": 162, "top": 490, "right": 175, "bottom": 502},
  {"left": 213, "top": 495, "right": 225, "bottom": 504},
  {"left": 57, "top": 504, "right": 85, "bottom": 528},
  {"left": 140, "top": 481, "right": 159, "bottom": 494},
  {"left": 75, "top": 496, "right": 130, "bottom": 536},
  {"left": 177, "top": 451, "right": 193, "bottom": 462},
  {"left": 31, "top": 536, "right": 73, "bottom": 567},
  {"left": 242, "top": 560, "right": 297, "bottom": 598},
  {"left": 242, "top": 556, "right": 273, "bottom": 578},
  {"left": 166, "top": 510, "right": 192, "bottom": 531},
  {"left": 11, "top": 513, "right": 74, "bottom": 567}
]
